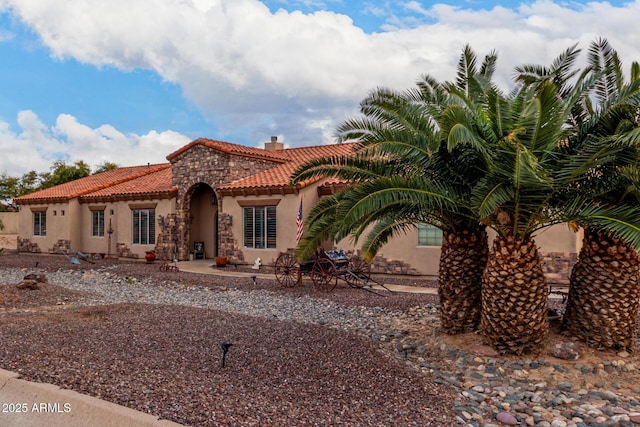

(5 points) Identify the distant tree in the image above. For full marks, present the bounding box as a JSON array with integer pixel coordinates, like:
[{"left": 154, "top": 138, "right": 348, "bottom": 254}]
[
  {"left": 0, "top": 173, "right": 20, "bottom": 211},
  {"left": 0, "top": 171, "right": 43, "bottom": 211},
  {"left": 93, "top": 161, "right": 119, "bottom": 174},
  {"left": 0, "top": 159, "right": 101, "bottom": 210},
  {"left": 40, "top": 160, "right": 91, "bottom": 189}
]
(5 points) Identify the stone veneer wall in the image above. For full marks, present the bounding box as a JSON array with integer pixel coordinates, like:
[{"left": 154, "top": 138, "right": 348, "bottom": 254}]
[
  {"left": 166, "top": 144, "right": 280, "bottom": 261},
  {"left": 117, "top": 243, "right": 138, "bottom": 259},
  {"left": 540, "top": 251, "right": 578, "bottom": 285},
  {"left": 275, "top": 247, "right": 421, "bottom": 276},
  {"left": 17, "top": 237, "right": 41, "bottom": 253},
  {"left": 156, "top": 213, "right": 179, "bottom": 261},
  {"left": 369, "top": 251, "right": 577, "bottom": 279},
  {"left": 50, "top": 239, "right": 71, "bottom": 254},
  {"left": 218, "top": 212, "right": 244, "bottom": 263}
]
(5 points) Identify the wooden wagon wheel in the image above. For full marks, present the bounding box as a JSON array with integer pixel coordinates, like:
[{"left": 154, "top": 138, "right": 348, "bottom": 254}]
[
  {"left": 274, "top": 253, "right": 300, "bottom": 288},
  {"left": 344, "top": 256, "right": 371, "bottom": 288},
  {"left": 310, "top": 258, "right": 337, "bottom": 292}
]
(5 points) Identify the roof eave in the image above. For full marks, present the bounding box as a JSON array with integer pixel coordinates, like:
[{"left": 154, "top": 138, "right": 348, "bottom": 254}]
[
  {"left": 14, "top": 197, "right": 71, "bottom": 206},
  {"left": 317, "top": 182, "right": 351, "bottom": 196},
  {"left": 219, "top": 185, "right": 301, "bottom": 198},
  {"left": 79, "top": 189, "right": 178, "bottom": 204}
]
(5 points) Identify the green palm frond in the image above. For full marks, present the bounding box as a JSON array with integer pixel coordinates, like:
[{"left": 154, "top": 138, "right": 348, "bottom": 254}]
[
  {"left": 290, "top": 152, "right": 401, "bottom": 185},
  {"left": 588, "top": 37, "right": 624, "bottom": 105},
  {"left": 574, "top": 204, "right": 640, "bottom": 249},
  {"left": 513, "top": 43, "right": 581, "bottom": 98},
  {"left": 336, "top": 176, "right": 459, "bottom": 228}
]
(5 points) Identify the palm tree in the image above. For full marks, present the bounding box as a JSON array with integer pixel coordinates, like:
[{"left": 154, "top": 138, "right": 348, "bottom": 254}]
[
  {"left": 459, "top": 39, "right": 640, "bottom": 355},
  {"left": 440, "top": 78, "right": 575, "bottom": 354},
  {"left": 555, "top": 40, "right": 640, "bottom": 351},
  {"left": 291, "top": 46, "right": 496, "bottom": 334}
]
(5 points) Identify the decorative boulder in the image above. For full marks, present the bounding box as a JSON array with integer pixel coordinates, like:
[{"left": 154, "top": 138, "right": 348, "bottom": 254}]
[
  {"left": 552, "top": 341, "right": 581, "bottom": 360},
  {"left": 23, "top": 273, "right": 48, "bottom": 284},
  {"left": 16, "top": 280, "right": 40, "bottom": 290},
  {"left": 16, "top": 273, "right": 48, "bottom": 290}
]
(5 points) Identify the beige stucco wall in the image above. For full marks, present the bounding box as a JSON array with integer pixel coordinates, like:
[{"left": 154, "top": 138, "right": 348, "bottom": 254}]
[
  {"left": 223, "top": 184, "right": 584, "bottom": 277},
  {"left": 339, "top": 223, "right": 583, "bottom": 277},
  {"left": 223, "top": 187, "right": 320, "bottom": 266},
  {"left": 532, "top": 223, "right": 583, "bottom": 253},
  {"left": 332, "top": 226, "right": 441, "bottom": 276},
  {"left": 16, "top": 198, "right": 175, "bottom": 258},
  {"left": 0, "top": 212, "right": 18, "bottom": 234},
  {"left": 16, "top": 202, "right": 72, "bottom": 253},
  {"left": 80, "top": 198, "right": 175, "bottom": 258},
  {"left": 78, "top": 202, "right": 116, "bottom": 255}
]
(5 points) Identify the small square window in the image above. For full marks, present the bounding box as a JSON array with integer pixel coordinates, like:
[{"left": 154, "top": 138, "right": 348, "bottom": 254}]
[
  {"left": 53, "top": 210, "right": 57, "bottom": 216},
  {"left": 417, "top": 224, "right": 443, "bottom": 246},
  {"left": 61, "top": 210, "right": 65, "bottom": 216}
]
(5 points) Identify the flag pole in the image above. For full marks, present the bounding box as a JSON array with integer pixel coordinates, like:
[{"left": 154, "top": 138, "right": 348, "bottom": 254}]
[{"left": 296, "top": 197, "right": 304, "bottom": 286}]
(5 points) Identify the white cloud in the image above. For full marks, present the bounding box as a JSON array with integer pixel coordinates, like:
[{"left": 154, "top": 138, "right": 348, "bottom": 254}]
[
  {"left": 0, "top": 111, "right": 190, "bottom": 176},
  {"left": 3, "top": 0, "right": 640, "bottom": 151}
]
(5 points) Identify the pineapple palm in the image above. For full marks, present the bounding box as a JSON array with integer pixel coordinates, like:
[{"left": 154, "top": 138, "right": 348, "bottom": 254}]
[
  {"left": 445, "top": 56, "right": 622, "bottom": 353},
  {"left": 564, "top": 228, "right": 640, "bottom": 350},
  {"left": 291, "top": 46, "right": 495, "bottom": 334},
  {"left": 444, "top": 81, "right": 572, "bottom": 354},
  {"left": 500, "top": 40, "right": 640, "bottom": 354},
  {"left": 556, "top": 39, "right": 640, "bottom": 350}
]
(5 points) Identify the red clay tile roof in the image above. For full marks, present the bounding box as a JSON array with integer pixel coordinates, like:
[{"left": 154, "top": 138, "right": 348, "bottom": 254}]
[
  {"left": 166, "top": 138, "right": 289, "bottom": 163},
  {"left": 14, "top": 164, "right": 174, "bottom": 205},
  {"left": 15, "top": 140, "right": 358, "bottom": 203},
  {"left": 80, "top": 166, "right": 176, "bottom": 202},
  {"left": 218, "top": 143, "right": 358, "bottom": 196}
]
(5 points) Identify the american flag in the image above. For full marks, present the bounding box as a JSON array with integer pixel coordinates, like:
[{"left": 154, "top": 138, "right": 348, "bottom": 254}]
[{"left": 296, "top": 199, "right": 304, "bottom": 243}]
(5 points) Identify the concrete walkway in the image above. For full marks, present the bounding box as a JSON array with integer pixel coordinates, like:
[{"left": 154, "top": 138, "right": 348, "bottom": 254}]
[
  {"left": 0, "top": 369, "right": 182, "bottom": 427},
  {"left": 175, "top": 259, "right": 439, "bottom": 294}
]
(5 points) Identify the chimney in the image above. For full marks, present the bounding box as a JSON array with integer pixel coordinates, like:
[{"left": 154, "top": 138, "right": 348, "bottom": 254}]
[{"left": 264, "top": 136, "right": 284, "bottom": 151}]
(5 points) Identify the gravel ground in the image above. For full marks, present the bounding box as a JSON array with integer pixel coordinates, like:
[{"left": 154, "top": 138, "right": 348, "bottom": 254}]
[
  {"left": 0, "top": 253, "right": 461, "bottom": 426},
  {"left": 4, "top": 253, "right": 640, "bottom": 427}
]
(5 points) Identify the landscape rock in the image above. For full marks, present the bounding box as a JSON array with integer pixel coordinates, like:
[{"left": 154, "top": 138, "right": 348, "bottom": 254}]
[
  {"left": 16, "top": 279, "right": 40, "bottom": 290},
  {"left": 496, "top": 411, "right": 518, "bottom": 425},
  {"left": 23, "top": 273, "right": 48, "bottom": 284},
  {"left": 552, "top": 341, "right": 581, "bottom": 360},
  {"left": 469, "top": 344, "right": 499, "bottom": 357}
]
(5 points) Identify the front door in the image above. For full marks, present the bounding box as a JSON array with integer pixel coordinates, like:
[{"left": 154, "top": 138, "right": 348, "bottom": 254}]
[{"left": 189, "top": 184, "right": 218, "bottom": 258}]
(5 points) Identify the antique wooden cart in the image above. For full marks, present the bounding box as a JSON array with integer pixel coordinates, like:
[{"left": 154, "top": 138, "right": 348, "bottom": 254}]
[{"left": 274, "top": 249, "right": 372, "bottom": 292}]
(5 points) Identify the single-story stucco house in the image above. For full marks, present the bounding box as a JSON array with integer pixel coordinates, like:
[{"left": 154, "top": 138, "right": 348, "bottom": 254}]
[{"left": 12, "top": 137, "right": 581, "bottom": 277}]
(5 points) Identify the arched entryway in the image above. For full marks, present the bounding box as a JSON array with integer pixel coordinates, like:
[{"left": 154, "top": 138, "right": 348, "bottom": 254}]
[{"left": 188, "top": 184, "right": 218, "bottom": 259}]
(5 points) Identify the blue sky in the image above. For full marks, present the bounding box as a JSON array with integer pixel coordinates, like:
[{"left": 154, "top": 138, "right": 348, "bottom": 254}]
[{"left": 0, "top": 0, "right": 639, "bottom": 175}]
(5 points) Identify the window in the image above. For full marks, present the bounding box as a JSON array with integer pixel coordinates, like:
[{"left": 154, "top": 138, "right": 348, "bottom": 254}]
[
  {"left": 92, "top": 210, "right": 105, "bottom": 237},
  {"left": 33, "top": 211, "right": 46, "bottom": 236},
  {"left": 243, "top": 206, "right": 276, "bottom": 249},
  {"left": 132, "top": 209, "right": 155, "bottom": 245},
  {"left": 417, "top": 224, "right": 442, "bottom": 246}
]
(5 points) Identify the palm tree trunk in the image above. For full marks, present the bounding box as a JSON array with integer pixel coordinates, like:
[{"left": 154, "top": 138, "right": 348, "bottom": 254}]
[
  {"left": 562, "top": 228, "right": 640, "bottom": 351},
  {"left": 438, "top": 224, "right": 488, "bottom": 334},
  {"left": 480, "top": 235, "right": 549, "bottom": 355}
]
